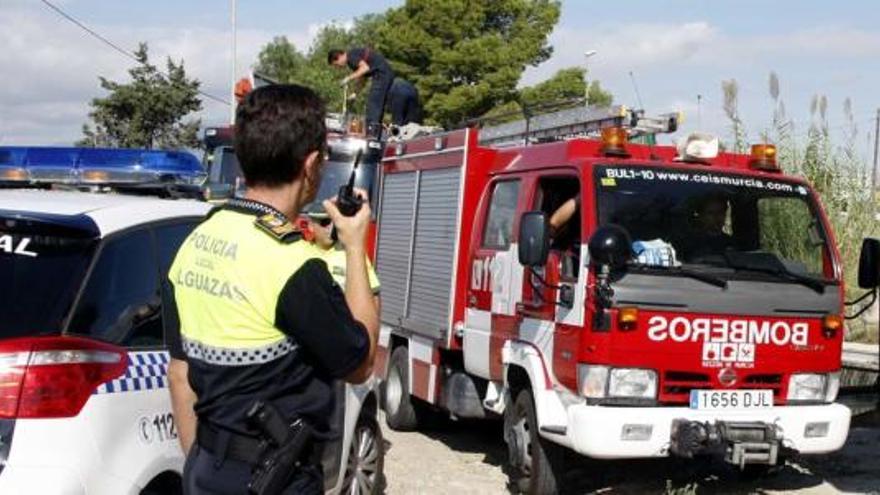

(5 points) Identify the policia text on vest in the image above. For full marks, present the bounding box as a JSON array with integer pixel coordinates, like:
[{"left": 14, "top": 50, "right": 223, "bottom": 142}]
[{"left": 165, "top": 84, "right": 379, "bottom": 495}]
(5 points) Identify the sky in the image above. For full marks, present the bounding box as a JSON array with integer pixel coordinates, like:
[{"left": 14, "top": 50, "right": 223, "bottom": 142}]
[{"left": 1, "top": 0, "right": 878, "bottom": 162}]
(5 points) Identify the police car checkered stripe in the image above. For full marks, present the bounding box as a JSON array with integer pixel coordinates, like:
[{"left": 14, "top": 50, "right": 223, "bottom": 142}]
[
  {"left": 182, "top": 336, "right": 297, "bottom": 366},
  {"left": 94, "top": 351, "right": 169, "bottom": 395}
]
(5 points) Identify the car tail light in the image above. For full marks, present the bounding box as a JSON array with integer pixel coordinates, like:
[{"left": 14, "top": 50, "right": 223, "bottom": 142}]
[{"left": 0, "top": 336, "right": 127, "bottom": 419}]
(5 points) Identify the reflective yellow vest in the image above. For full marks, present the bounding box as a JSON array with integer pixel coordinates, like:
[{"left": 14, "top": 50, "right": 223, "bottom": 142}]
[{"left": 170, "top": 208, "right": 322, "bottom": 361}]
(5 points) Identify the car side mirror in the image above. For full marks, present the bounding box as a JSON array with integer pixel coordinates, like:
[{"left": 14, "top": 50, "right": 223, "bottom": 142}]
[
  {"left": 518, "top": 211, "right": 549, "bottom": 267},
  {"left": 857, "top": 238, "right": 880, "bottom": 289}
]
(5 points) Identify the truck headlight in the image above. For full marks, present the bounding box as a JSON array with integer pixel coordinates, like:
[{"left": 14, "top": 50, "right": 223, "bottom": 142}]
[
  {"left": 787, "top": 373, "right": 829, "bottom": 402},
  {"left": 609, "top": 368, "right": 657, "bottom": 399},
  {"left": 577, "top": 365, "right": 657, "bottom": 400},
  {"left": 577, "top": 365, "right": 609, "bottom": 398}
]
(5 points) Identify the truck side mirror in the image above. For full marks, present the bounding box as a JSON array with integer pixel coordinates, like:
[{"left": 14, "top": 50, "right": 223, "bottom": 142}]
[
  {"left": 857, "top": 238, "right": 880, "bottom": 289},
  {"left": 588, "top": 224, "right": 633, "bottom": 270},
  {"left": 518, "top": 211, "right": 549, "bottom": 267}
]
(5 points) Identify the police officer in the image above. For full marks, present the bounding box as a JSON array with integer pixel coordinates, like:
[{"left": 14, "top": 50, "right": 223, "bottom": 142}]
[
  {"left": 328, "top": 47, "right": 395, "bottom": 139},
  {"left": 305, "top": 204, "right": 381, "bottom": 303},
  {"left": 166, "top": 84, "right": 379, "bottom": 494}
]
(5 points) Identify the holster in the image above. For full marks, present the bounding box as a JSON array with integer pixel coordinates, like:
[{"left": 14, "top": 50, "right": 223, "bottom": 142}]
[{"left": 246, "top": 401, "right": 314, "bottom": 495}]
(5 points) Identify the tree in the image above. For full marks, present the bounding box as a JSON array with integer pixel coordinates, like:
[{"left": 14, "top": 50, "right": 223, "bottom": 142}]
[
  {"left": 374, "top": 0, "right": 561, "bottom": 126},
  {"left": 255, "top": 16, "right": 385, "bottom": 113},
  {"left": 79, "top": 43, "right": 202, "bottom": 149},
  {"left": 482, "top": 67, "right": 613, "bottom": 122}
]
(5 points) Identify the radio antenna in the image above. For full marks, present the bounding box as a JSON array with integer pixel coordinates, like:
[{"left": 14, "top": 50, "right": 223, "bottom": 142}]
[{"left": 629, "top": 71, "right": 645, "bottom": 110}]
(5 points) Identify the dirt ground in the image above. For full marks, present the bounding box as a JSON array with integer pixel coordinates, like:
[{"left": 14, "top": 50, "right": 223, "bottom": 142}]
[{"left": 380, "top": 411, "right": 880, "bottom": 495}]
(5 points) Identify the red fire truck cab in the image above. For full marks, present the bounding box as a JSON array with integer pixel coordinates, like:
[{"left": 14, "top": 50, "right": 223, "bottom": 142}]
[{"left": 371, "top": 106, "right": 879, "bottom": 492}]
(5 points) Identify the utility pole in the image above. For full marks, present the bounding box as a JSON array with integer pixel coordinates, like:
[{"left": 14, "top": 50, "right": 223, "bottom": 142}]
[
  {"left": 872, "top": 108, "right": 880, "bottom": 192},
  {"left": 230, "top": 0, "right": 237, "bottom": 124}
]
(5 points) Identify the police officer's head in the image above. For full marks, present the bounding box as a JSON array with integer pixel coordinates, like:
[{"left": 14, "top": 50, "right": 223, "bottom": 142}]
[
  {"left": 304, "top": 203, "right": 335, "bottom": 250},
  {"left": 234, "top": 84, "right": 326, "bottom": 206}
]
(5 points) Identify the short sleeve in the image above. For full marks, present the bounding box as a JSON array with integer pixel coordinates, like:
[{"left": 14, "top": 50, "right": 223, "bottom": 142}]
[
  {"left": 162, "top": 277, "right": 185, "bottom": 360},
  {"left": 366, "top": 258, "right": 381, "bottom": 294},
  {"left": 275, "top": 259, "right": 369, "bottom": 378}
]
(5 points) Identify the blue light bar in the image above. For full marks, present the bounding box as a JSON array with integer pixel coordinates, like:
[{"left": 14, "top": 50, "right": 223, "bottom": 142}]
[{"left": 0, "top": 146, "right": 206, "bottom": 187}]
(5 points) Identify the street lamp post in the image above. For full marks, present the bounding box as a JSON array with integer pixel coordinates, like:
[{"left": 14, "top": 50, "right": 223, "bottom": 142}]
[{"left": 583, "top": 50, "right": 597, "bottom": 104}]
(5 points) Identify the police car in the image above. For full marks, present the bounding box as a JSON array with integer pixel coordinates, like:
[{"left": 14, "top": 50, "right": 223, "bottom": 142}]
[{"left": 0, "top": 147, "right": 383, "bottom": 495}]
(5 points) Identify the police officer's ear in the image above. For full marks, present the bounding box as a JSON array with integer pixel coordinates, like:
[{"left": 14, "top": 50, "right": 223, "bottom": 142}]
[{"left": 301, "top": 150, "right": 323, "bottom": 199}]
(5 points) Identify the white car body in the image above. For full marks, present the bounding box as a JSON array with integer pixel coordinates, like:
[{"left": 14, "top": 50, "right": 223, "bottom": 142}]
[{"left": 0, "top": 190, "right": 380, "bottom": 495}]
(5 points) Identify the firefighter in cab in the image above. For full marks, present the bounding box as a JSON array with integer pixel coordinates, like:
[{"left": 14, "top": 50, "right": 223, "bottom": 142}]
[{"left": 166, "top": 84, "right": 379, "bottom": 494}]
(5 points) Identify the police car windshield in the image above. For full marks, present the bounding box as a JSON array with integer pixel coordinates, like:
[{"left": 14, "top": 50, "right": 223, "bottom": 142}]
[
  {"left": 594, "top": 165, "right": 833, "bottom": 281},
  {"left": 0, "top": 218, "right": 96, "bottom": 337}
]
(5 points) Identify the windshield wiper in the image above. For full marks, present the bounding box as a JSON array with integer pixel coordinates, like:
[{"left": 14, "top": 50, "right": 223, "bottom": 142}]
[
  {"left": 629, "top": 263, "right": 728, "bottom": 289},
  {"left": 722, "top": 252, "right": 827, "bottom": 294}
]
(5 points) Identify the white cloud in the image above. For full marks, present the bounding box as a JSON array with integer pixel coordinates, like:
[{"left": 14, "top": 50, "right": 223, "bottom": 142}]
[{"left": 0, "top": 2, "right": 316, "bottom": 145}]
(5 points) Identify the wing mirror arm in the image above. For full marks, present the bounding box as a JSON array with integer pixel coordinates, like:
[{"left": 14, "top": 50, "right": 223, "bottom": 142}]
[{"left": 587, "top": 224, "right": 633, "bottom": 331}]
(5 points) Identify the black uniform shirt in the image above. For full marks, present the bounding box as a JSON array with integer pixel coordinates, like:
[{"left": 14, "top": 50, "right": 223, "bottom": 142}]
[{"left": 346, "top": 47, "right": 393, "bottom": 78}]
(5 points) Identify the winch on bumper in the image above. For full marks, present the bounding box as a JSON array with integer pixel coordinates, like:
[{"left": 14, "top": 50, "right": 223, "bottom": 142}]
[
  {"left": 559, "top": 403, "right": 850, "bottom": 464},
  {"left": 670, "top": 420, "right": 781, "bottom": 467}
]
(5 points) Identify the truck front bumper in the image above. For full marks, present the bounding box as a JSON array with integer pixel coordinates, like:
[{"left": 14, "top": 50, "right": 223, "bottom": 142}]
[{"left": 563, "top": 402, "right": 851, "bottom": 460}]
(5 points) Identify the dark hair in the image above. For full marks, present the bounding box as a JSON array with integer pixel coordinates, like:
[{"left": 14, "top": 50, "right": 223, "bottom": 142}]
[
  {"left": 234, "top": 84, "right": 326, "bottom": 188},
  {"left": 327, "top": 49, "right": 345, "bottom": 65}
]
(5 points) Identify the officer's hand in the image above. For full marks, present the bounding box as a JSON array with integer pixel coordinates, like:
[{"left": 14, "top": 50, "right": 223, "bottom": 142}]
[
  {"left": 323, "top": 188, "right": 371, "bottom": 251},
  {"left": 347, "top": 92, "right": 357, "bottom": 101}
]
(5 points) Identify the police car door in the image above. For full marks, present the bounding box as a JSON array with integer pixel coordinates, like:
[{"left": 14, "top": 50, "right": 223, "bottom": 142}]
[{"left": 65, "top": 222, "right": 196, "bottom": 491}]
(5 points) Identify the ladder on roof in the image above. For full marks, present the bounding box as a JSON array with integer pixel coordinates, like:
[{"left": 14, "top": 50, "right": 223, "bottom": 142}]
[{"left": 478, "top": 103, "right": 681, "bottom": 147}]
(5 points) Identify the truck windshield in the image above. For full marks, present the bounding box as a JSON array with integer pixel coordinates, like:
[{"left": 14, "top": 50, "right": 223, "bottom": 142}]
[
  {"left": 311, "top": 143, "right": 380, "bottom": 212},
  {"left": 0, "top": 218, "right": 97, "bottom": 338},
  {"left": 594, "top": 165, "right": 833, "bottom": 281}
]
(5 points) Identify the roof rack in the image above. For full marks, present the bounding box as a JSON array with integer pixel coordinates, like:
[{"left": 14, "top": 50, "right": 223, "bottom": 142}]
[{"left": 476, "top": 100, "right": 681, "bottom": 147}]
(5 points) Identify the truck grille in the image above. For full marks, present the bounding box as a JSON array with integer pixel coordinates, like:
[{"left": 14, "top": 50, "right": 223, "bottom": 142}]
[{"left": 661, "top": 371, "right": 784, "bottom": 403}]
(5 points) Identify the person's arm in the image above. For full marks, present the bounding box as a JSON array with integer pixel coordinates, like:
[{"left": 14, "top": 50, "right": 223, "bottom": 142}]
[
  {"left": 344, "top": 60, "right": 372, "bottom": 85},
  {"left": 549, "top": 196, "right": 579, "bottom": 234},
  {"left": 162, "top": 279, "right": 197, "bottom": 454},
  {"left": 168, "top": 359, "right": 197, "bottom": 454},
  {"left": 324, "top": 189, "right": 379, "bottom": 382}
]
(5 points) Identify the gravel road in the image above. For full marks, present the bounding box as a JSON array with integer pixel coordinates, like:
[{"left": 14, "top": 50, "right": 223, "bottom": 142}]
[{"left": 380, "top": 412, "right": 880, "bottom": 495}]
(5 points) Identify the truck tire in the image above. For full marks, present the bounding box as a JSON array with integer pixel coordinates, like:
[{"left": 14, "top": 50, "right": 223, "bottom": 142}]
[
  {"left": 505, "top": 389, "right": 563, "bottom": 495},
  {"left": 383, "top": 346, "right": 420, "bottom": 431}
]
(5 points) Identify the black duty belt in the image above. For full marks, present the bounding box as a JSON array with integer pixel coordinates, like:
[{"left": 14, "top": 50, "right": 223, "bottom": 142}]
[{"left": 197, "top": 423, "right": 264, "bottom": 465}]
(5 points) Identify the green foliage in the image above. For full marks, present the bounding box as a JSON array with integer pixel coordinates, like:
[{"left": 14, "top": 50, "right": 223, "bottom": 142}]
[
  {"left": 374, "top": 0, "right": 561, "bottom": 126},
  {"left": 79, "top": 43, "right": 202, "bottom": 149},
  {"left": 255, "top": 17, "right": 385, "bottom": 114},
  {"left": 726, "top": 73, "right": 879, "bottom": 342},
  {"left": 482, "top": 67, "right": 612, "bottom": 123},
  {"left": 253, "top": 1, "right": 613, "bottom": 127}
]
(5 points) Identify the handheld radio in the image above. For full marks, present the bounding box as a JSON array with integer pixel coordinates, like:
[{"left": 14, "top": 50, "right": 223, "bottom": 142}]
[{"left": 330, "top": 150, "right": 364, "bottom": 242}]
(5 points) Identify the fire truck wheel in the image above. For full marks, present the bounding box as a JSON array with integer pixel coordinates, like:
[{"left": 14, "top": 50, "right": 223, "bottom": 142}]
[
  {"left": 383, "top": 346, "right": 420, "bottom": 431},
  {"left": 505, "top": 389, "right": 563, "bottom": 495}
]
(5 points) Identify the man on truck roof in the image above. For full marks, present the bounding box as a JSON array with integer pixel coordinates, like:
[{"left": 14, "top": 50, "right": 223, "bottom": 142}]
[{"left": 329, "top": 47, "right": 395, "bottom": 140}]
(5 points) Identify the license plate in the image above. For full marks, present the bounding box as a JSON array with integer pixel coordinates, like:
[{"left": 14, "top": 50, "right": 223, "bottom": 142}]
[{"left": 689, "top": 389, "right": 773, "bottom": 410}]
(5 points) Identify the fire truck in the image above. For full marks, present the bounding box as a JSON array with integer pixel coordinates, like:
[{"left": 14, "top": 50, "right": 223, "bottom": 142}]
[{"left": 365, "top": 105, "right": 880, "bottom": 493}]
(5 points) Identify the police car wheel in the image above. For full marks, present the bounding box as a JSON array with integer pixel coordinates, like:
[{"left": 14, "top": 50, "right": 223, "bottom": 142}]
[
  {"left": 383, "top": 346, "right": 419, "bottom": 431},
  {"left": 342, "top": 413, "right": 385, "bottom": 495},
  {"left": 506, "top": 389, "right": 563, "bottom": 495}
]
